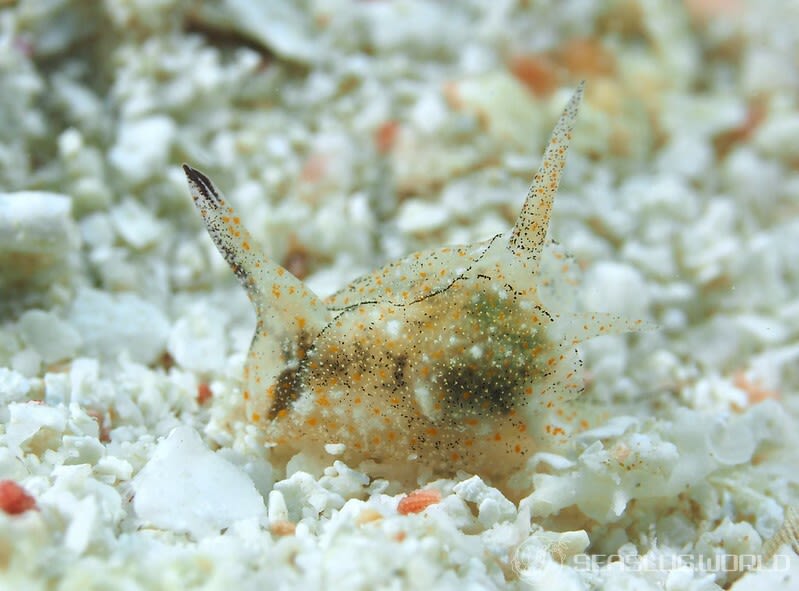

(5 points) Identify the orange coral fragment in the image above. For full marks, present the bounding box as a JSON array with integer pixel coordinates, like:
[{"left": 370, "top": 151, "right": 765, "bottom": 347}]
[
  {"left": 508, "top": 54, "right": 558, "bottom": 97},
  {"left": 0, "top": 480, "right": 37, "bottom": 515},
  {"left": 733, "top": 371, "right": 780, "bottom": 408},
  {"left": 375, "top": 120, "right": 400, "bottom": 154},
  {"left": 270, "top": 520, "right": 296, "bottom": 536},
  {"left": 397, "top": 489, "right": 442, "bottom": 515},
  {"left": 197, "top": 383, "right": 213, "bottom": 405}
]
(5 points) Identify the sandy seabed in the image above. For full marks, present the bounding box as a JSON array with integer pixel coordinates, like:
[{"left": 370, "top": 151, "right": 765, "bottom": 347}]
[{"left": 1, "top": 1, "right": 799, "bottom": 589}]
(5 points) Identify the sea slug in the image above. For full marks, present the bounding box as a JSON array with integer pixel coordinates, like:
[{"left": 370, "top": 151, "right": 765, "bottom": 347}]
[{"left": 183, "top": 82, "right": 646, "bottom": 488}]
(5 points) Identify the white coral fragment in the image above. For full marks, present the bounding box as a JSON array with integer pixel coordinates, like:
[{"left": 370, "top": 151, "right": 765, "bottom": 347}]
[{"left": 132, "top": 426, "right": 266, "bottom": 538}]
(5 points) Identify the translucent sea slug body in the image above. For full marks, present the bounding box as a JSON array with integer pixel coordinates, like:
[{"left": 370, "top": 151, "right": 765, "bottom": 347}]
[{"left": 184, "top": 83, "right": 644, "bottom": 485}]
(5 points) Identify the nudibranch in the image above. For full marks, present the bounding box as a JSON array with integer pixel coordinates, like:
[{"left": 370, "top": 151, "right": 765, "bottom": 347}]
[{"left": 183, "top": 83, "right": 646, "bottom": 487}]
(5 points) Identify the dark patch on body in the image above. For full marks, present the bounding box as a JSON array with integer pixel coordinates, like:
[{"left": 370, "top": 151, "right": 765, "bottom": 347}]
[
  {"left": 183, "top": 165, "right": 220, "bottom": 206},
  {"left": 393, "top": 354, "right": 407, "bottom": 391},
  {"left": 268, "top": 364, "right": 304, "bottom": 419},
  {"left": 268, "top": 331, "right": 314, "bottom": 419},
  {"left": 439, "top": 361, "right": 517, "bottom": 415}
]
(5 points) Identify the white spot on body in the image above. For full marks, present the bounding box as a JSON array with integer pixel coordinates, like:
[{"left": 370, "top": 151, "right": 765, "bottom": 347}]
[{"left": 385, "top": 319, "right": 402, "bottom": 339}]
